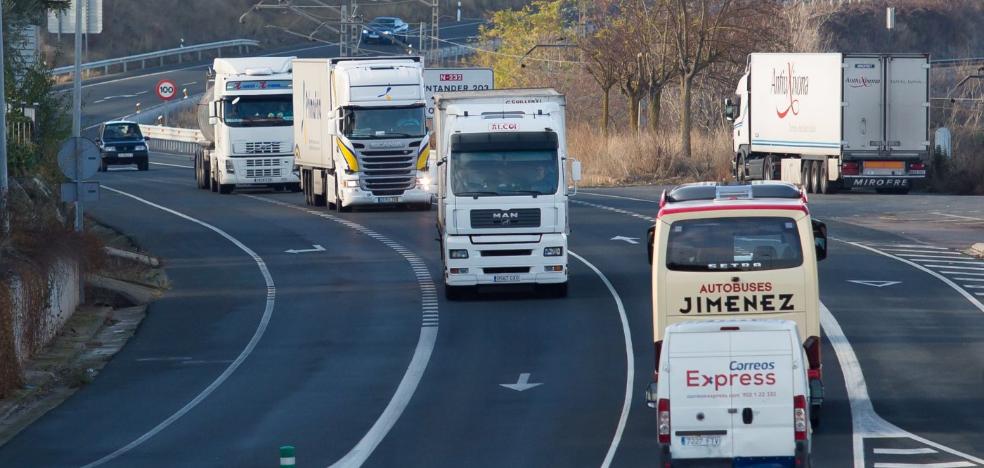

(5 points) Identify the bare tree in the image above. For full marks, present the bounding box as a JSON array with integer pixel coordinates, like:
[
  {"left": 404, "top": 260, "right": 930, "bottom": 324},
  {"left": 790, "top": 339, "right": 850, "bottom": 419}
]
[
  {"left": 637, "top": 0, "right": 677, "bottom": 131},
  {"left": 578, "top": 0, "right": 622, "bottom": 136}
]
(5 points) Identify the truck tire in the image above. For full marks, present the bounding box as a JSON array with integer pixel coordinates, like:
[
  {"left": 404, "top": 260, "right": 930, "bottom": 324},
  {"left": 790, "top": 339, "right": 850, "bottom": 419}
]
[
  {"left": 219, "top": 183, "right": 234, "bottom": 194},
  {"left": 818, "top": 161, "right": 834, "bottom": 194},
  {"left": 736, "top": 152, "right": 747, "bottom": 182},
  {"left": 302, "top": 170, "right": 313, "bottom": 205},
  {"left": 765, "top": 155, "right": 779, "bottom": 181},
  {"left": 201, "top": 155, "right": 212, "bottom": 190},
  {"left": 811, "top": 160, "right": 822, "bottom": 194},
  {"left": 210, "top": 172, "right": 218, "bottom": 193},
  {"left": 802, "top": 161, "right": 815, "bottom": 193}
]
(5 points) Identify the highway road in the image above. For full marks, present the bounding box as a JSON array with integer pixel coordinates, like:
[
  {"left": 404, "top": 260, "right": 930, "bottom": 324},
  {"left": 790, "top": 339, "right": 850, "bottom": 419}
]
[
  {"left": 3, "top": 33, "right": 984, "bottom": 466},
  {"left": 0, "top": 153, "right": 981, "bottom": 467}
]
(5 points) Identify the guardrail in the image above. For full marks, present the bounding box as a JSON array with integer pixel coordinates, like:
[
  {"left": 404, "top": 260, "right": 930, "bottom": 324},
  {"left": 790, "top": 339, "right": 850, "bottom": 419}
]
[
  {"left": 52, "top": 39, "right": 261, "bottom": 79},
  {"left": 139, "top": 124, "right": 205, "bottom": 155}
]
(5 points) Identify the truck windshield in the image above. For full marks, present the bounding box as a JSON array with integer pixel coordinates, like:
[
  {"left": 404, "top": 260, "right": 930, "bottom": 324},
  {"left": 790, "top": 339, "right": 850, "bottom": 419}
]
[
  {"left": 223, "top": 95, "right": 293, "bottom": 127},
  {"left": 451, "top": 150, "right": 559, "bottom": 197},
  {"left": 666, "top": 217, "right": 803, "bottom": 271},
  {"left": 342, "top": 105, "right": 426, "bottom": 139}
]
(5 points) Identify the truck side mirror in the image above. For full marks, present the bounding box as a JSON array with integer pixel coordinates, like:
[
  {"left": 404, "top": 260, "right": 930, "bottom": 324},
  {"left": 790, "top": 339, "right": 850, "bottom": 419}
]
[
  {"left": 724, "top": 98, "right": 736, "bottom": 122},
  {"left": 647, "top": 226, "right": 655, "bottom": 265},
  {"left": 209, "top": 117, "right": 218, "bottom": 125},
  {"left": 812, "top": 219, "right": 827, "bottom": 261}
]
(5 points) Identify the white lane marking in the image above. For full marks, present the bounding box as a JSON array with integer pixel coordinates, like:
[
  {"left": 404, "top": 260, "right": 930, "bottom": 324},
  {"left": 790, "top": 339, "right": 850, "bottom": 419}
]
[
  {"left": 873, "top": 463, "right": 974, "bottom": 468},
  {"left": 845, "top": 243, "right": 984, "bottom": 313},
  {"left": 847, "top": 280, "right": 901, "bottom": 288},
  {"left": 923, "top": 265, "right": 984, "bottom": 271},
  {"left": 867, "top": 244, "right": 950, "bottom": 250},
  {"left": 931, "top": 212, "right": 984, "bottom": 222},
  {"left": 895, "top": 253, "right": 967, "bottom": 259},
  {"left": 579, "top": 191, "right": 660, "bottom": 203},
  {"left": 181, "top": 81, "right": 197, "bottom": 86},
  {"left": 568, "top": 251, "right": 633, "bottom": 468},
  {"left": 964, "top": 284, "right": 984, "bottom": 288},
  {"left": 150, "top": 161, "right": 193, "bottom": 169},
  {"left": 244, "top": 195, "right": 438, "bottom": 468},
  {"left": 611, "top": 236, "right": 639, "bottom": 244},
  {"left": 500, "top": 373, "right": 543, "bottom": 392},
  {"left": 135, "top": 357, "right": 192, "bottom": 362},
  {"left": 912, "top": 259, "right": 984, "bottom": 266},
  {"left": 84, "top": 186, "right": 277, "bottom": 467},
  {"left": 572, "top": 199, "right": 653, "bottom": 222},
  {"left": 821, "top": 302, "right": 984, "bottom": 468},
  {"left": 873, "top": 448, "right": 938, "bottom": 455},
  {"left": 945, "top": 272, "right": 984, "bottom": 277}
]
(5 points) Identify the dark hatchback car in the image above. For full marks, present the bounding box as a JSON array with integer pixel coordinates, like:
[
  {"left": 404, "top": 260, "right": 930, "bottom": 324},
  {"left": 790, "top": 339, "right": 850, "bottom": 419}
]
[
  {"left": 362, "top": 17, "right": 409, "bottom": 44},
  {"left": 96, "top": 121, "right": 150, "bottom": 171}
]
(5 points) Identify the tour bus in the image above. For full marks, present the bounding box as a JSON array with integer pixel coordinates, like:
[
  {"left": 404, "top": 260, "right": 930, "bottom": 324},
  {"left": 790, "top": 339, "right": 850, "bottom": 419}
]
[{"left": 646, "top": 182, "right": 827, "bottom": 426}]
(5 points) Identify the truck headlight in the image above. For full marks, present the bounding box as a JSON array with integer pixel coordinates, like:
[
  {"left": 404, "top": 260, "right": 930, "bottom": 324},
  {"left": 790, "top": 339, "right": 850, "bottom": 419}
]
[
  {"left": 343, "top": 180, "right": 359, "bottom": 188},
  {"left": 135, "top": 145, "right": 147, "bottom": 151},
  {"left": 449, "top": 249, "right": 469, "bottom": 259},
  {"left": 225, "top": 160, "right": 235, "bottom": 174},
  {"left": 544, "top": 247, "right": 564, "bottom": 257},
  {"left": 103, "top": 146, "right": 116, "bottom": 152},
  {"left": 417, "top": 176, "right": 431, "bottom": 190}
]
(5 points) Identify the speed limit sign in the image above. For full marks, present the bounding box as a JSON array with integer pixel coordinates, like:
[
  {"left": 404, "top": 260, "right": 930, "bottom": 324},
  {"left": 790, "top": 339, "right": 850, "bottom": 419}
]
[{"left": 156, "top": 79, "right": 177, "bottom": 101}]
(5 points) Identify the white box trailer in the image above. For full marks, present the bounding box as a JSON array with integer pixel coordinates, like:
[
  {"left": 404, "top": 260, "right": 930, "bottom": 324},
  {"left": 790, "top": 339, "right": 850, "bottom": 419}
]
[{"left": 727, "top": 53, "right": 930, "bottom": 194}]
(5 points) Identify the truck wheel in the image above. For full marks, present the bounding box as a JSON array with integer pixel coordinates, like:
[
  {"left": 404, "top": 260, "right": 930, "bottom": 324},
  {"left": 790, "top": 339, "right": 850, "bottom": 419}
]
[
  {"left": 219, "top": 184, "right": 234, "bottom": 194},
  {"left": 802, "top": 161, "right": 815, "bottom": 193},
  {"left": 818, "top": 161, "right": 834, "bottom": 194},
  {"left": 736, "top": 153, "right": 747, "bottom": 182},
  {"left": 210, "top": 173, "right": 218, "bottom": 193},
  {"left": 202, "top": 157, "right": 212, "bottom": 190},
  {"left": 290, "top": 183, "right": 302, "bottom": 193},
  {"left": 303, "top": 170, "right": 313, "bottom": 205}
]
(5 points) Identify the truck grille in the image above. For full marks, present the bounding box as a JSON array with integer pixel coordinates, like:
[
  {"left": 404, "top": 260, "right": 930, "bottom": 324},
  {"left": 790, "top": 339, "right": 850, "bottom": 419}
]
[
  {"left": 471, "top": 209, "right": 541, "bottom": 229},
  {"left": 246, "top": 168, "right": 282, "bottom": 178},
  {"left": 358, "top": 148, "right": 416, "bottom": 196},
  {"left": 244, "top": 141, "right": 284, "bottom": 154},
  {"left": 246, "top": 159, "right": 280, "bottom": 167}
]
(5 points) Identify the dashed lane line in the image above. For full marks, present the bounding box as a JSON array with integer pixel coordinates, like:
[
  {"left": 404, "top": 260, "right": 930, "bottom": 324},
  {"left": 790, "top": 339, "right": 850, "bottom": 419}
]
[
  {"left": 83, "top": 185, "right": 277, "bottom": 467},
  {"left": 150, "top": 161, "right": 193, "bottom": 169},
  {"left": 244, "top": 195, "right": 438, "bottom": 468},
  {"left": 873, "top": 448, "right": 938, "bottom": 455}
]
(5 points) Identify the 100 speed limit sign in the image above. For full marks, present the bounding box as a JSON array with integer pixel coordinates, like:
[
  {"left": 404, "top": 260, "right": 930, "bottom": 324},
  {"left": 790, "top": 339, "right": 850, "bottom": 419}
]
[{"left": 156, "top": 79, "right": 178, "bottom": 101}]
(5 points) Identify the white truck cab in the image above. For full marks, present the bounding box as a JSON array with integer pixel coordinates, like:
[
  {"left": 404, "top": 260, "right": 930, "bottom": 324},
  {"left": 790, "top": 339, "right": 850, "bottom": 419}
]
[
  {"left": 646, "top": 182, "right": 827, "bottom": 431},
  {"left": 646, "top": 320, "right": 813, "bottom": 467}
]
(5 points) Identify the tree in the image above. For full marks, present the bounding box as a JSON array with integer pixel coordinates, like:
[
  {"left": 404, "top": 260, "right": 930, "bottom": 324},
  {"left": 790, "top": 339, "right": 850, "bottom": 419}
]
[
  {"left": 474, "top": 0, "right": 568, "bottom": 88},
  {"left": 578, "top": 0, "right": 622, "bottom": 135},
  {"left": 637, "top": 1, "right": 677, "bottom": 131},
  {"left": 664, "top": 0, "right": 778, "bottom": 158}
]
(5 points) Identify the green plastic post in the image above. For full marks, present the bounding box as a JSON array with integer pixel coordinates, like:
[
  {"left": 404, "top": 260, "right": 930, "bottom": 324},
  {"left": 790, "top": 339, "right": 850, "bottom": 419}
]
[{"left": 280, "top": 445, "right": 296, "bottom": 468}]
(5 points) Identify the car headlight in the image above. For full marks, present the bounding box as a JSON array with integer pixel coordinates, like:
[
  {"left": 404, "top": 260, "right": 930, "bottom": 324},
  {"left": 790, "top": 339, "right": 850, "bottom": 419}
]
[
  {"left": 449, "top": 249, "right": 469, "bottom": 259},
  {"left": 103, "top": 146, "right": 117, "bottom": 152},
  {"left": 362, "top": 29, "right": 368, "bottom": 34},
  {"left": 343, "top": 180, "right": 359, "bottom": 188},
  {"left": 383, "top": 31, "right": 391, "bottom": 34},
  {"left": 225, "top": 160, "right": 235, "bottom": 174},
  {"left": 544, "top": 247, "right": 564, "bottom": 257},
  {"left": 135, "top": 145, "right": 147, "bottom": 151}
]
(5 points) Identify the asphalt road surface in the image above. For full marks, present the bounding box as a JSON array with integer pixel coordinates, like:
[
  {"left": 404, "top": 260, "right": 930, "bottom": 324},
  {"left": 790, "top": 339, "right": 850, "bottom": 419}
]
[{"left": 1, "top": 153, "right": 981, "bottom": 467}]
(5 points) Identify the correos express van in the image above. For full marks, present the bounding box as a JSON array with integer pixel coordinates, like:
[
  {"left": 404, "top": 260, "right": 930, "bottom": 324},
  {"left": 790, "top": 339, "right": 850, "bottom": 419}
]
[
  {"left": 646, "top": 320, "right": 813, "bottom": 467},
  {"left": 646, "top": 182, "right": 828, "bottom": 427}
]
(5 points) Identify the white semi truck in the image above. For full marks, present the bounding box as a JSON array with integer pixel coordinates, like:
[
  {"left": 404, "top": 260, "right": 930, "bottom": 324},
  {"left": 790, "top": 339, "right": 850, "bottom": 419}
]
[
  {"left": 195, "top": 57, "right": 300, "bottom": 194},
  {"left": 434, "top": 89, "right": 581, "bottom": 300},
  {"left": 292, "top": 56, "right": 433, "bottom": 211},
  {"left": 726, "top": 53, "right": 930, "bottom": 194}
]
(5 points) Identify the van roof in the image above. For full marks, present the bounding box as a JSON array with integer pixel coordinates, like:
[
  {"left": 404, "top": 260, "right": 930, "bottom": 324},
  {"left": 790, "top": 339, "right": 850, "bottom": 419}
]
[
  {"left": 665, "top": 319, "right": 800, "bottom": 334},
  {"left": 657, "top": 181, "right": 808, "bottom": 218}
]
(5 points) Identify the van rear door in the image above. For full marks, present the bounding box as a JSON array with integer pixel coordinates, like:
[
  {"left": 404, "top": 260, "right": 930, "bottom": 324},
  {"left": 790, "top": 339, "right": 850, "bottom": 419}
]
[
  {"left": 668, "top": 331, "right": 734, "bottom": 459},
  {"left": 729, "top": 330, "right": 796, "bottom": 458}
]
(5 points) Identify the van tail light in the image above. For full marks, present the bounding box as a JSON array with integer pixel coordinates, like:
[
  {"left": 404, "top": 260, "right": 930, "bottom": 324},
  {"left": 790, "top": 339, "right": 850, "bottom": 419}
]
[
  {"left": 794, "top": 395, "right": 808, "bottom": 441},
  {"left": 804, "top": 336, "right": 821, "bottom": 380},
  {"left": 842, "top": 161, "right": 860, "bottom": 176},
  {"left": 658, "top": 399, "right": 671, "bottom": 444}
]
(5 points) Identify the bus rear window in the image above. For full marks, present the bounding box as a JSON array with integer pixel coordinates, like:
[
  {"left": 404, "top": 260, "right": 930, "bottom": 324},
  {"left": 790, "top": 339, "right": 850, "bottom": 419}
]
[{"left": 666, "top": 217, "right": 803, "bottom": 271}]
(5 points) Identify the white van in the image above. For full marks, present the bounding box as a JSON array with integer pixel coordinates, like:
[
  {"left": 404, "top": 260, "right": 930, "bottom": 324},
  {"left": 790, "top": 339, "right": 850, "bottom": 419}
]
[{"left": 646, "top": 320, "right": 812, "bottom": 467}]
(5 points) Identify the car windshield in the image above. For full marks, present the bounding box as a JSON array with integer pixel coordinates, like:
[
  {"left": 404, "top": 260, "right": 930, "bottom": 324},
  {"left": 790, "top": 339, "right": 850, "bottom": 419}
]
[
  {"left": 223, "top": 94, "right": 293, "bottom": 127},
  {"left": 451, "top": 150, "right": 559, "bottom": 197},
  {"left": 666, "top": 217, "right": 803, "bottom": 271},
  {"left": 103, "top": 123, "right": 142, "bottom": 140},
  {"left": 371, "top": 18, "right": 396, "bottom": 26},
  {"left": 342, "top": 105, "right": 426, "bottom": 139}
]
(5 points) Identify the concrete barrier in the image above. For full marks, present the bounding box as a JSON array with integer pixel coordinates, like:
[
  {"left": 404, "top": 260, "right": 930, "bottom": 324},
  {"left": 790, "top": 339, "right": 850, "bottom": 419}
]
[{"left": 9, "top": 260, "right": 80, "bottom": 365}]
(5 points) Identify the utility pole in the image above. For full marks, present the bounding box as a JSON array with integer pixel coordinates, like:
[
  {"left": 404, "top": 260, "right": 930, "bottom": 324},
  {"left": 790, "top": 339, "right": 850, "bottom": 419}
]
[
  {"left": 430, "top": 0, "right": 438, "bottom": 60},
  {"left": 73, "top": 0, "right": 84, "bottom": 232},
  {"left": 340, "top": 4, "right": 348, "bottom": 56}
]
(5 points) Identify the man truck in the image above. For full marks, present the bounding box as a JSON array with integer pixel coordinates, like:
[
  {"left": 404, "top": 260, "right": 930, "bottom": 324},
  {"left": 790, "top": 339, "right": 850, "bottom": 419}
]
[
  {"left": 292, "top": 56, "right": 433, "bottom": 211},
  {"left": 195, "top": 56, "right": 300, "bottom": 194},
  {"left": 726, "top": 53, "right": 930, "bottom": 194},
  {"left": 433, "top": 89, "right": 581, "bottom": 300}
]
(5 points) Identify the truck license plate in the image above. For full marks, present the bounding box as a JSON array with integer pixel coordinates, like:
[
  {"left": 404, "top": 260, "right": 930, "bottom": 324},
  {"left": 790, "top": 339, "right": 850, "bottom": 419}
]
[
  {"left": 255, "top": 178, "right": 273, "bottom": 183},
  {"left": 681, "top": 436, "right": 722, "bottom": 447},
  {"left": 493, "top": 274, "right": 520, "bottom": 282},
  {"left": 118, "top": 153, "right": 132, "bottom": 158},
  {"left": 378, "top": 196, "right": 400, "bottom": 203}
]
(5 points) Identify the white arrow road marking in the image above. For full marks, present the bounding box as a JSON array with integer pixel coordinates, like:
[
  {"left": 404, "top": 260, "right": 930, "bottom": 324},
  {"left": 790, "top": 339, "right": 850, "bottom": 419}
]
[
  {"left": 610, "top": 236, "right": 639, "bottom": 244},
  {"left": 285, "top": 244, "right": 326, "bottom": 254},
  {"left": 847, "top": 280, "right": 902, "bottom": 288},
  {"left": 499, "top": 373, "right": 543, "bottom": 392}
]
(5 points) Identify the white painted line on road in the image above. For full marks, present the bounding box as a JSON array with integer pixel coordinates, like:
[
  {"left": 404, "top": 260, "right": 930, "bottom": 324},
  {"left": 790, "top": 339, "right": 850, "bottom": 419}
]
[
  {"left": 568, "top": 251, "right": 633, "bottom": 468},
  {"left": 873, "top": 448, "right": 938, "bottom": 455},
  {"left": 579, "top": 191, "right": 660, "bottom": 203},
  {"left": 83, "top": 186, "right": 277, "bottom": 468},
  {"left": 873, "top": 463, "right": 974, "bottom": 468},
  {"left": 181, "top": 81, "right": 197, "bottom": 86},
  {"left": 149, "top": 161, "right": 193, "bottom": 169},
  {"left": 868, "top": 244, "right": 950, "bottom": 250},
  {"left": 135, "top": 356, "right": 191, "bottom": 362},
  {"left": 895, "top": 253, "right": 966, "bottom": 259},
  {"left": 913, "top": 259, "right": 984, "bottom": 266},
  {"left": 931, "top": 212, "right": 984, "bottom": 222},
  {"left": 244, "top": 195, "right": 438, "bottom": 468},
  {"left": 821, "top": 302, "right": 984, "bottom": 468},
  {"left": 923, "top": 265, "right": 984, "bottom": 271}
]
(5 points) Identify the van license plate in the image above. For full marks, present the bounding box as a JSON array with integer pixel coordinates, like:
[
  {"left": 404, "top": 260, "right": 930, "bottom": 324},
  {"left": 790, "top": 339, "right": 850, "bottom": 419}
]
[
  {"left": 379, "top": 196, "right": 400, "bottom": 203},
  {"left": 681, "top": 436, "right": 722, "bottom": 447},
  {"left": 118, "top": 153, "right": 132, "bottom": 158},
  {"left": 493, "top": 274, "right": 520, "bottom": 282}
]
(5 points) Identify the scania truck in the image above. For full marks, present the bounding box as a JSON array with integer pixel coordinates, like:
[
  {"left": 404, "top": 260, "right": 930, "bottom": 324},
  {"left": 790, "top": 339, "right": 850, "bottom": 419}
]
[
  {"left": 292, "top": 56, "right": 433, "bottom": 211},
  {"left": 195, "top": 56, "right": 300, "bottom": 194},
  {"left": 726, "top": 53, "right": 930, "bottom": 194},
  {"left": 433, "top": 89, "right": 581, "bottom": 300}
]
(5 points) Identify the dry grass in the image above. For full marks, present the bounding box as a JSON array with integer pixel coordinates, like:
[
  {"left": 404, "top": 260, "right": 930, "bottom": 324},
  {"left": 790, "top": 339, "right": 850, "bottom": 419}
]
[{"left": 570, "top": 125, "right": 732, "bottom": 187}]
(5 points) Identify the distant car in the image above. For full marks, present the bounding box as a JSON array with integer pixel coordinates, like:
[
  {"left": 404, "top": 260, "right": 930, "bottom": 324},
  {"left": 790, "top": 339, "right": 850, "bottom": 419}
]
[
  {"left": 362, "top": 17, "right": 409, "bottom": 44},
  {"left": 96, "top": 121, "right": 150, "bottom": 171}
]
